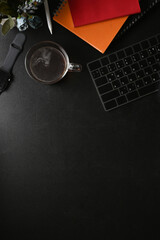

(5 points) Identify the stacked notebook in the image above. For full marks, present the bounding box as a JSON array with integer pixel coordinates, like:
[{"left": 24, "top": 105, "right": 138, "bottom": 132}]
[{"left": 53, "top": 0, "right": 141, "bottom": 53}]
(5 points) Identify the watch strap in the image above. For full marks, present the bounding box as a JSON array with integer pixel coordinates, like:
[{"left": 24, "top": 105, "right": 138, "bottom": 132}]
[{"left": 1, "top": 33, "right": 26, "bottom": 73}]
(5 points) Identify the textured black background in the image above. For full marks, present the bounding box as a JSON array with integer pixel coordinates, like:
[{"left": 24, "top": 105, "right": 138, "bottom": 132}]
[{"left": 0, "top": 1, "right": 160, "bottom": 239}]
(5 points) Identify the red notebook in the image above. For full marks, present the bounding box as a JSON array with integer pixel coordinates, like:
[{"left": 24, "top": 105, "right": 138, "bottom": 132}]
[{"left": 68, "top": 0, "right": 141, "bottom": 27}]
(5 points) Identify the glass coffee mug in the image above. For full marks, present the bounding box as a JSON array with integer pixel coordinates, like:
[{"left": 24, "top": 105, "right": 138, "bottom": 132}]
[{"left": 25, "top": 41, "right": 82, "bottom": 84}]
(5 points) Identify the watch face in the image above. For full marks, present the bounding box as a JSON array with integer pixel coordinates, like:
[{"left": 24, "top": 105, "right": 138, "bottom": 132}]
[{"left": 0, "top": 69, "right": 11, "bottom": 93}]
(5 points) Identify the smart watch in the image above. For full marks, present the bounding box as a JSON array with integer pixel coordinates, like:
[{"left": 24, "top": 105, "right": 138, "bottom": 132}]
[{"left": 0, "top": 33, "right": 26, "bottom": 93}]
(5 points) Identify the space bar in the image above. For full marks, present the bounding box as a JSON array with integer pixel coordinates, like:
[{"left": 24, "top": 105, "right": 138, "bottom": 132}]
[{"left": 138, "top": 82, "right": 160, "bottom": 96}]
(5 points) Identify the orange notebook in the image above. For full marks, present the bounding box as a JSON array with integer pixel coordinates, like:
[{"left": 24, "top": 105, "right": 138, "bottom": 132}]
[{"left": 53, "top": 0, "right": 128, "bottom": 53}]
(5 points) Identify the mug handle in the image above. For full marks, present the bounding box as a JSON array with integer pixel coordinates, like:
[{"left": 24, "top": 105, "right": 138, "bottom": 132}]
[{"left": 68, "top": 63, "right": 82, "bottom": 72}]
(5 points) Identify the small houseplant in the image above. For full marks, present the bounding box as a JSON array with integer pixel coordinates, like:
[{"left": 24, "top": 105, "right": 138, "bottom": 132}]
[{"left": 0, "top": 0, "right": 44, "bottom": 35}]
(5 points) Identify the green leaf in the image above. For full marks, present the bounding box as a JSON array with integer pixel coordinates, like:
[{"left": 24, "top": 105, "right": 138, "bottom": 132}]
[{"left": 2, "top": 16, "right": 15, "bottom": 35}]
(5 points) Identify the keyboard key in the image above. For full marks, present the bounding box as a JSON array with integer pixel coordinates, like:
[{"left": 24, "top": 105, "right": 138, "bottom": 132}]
[
  {"left": 98, "top": 83, "right": 113, "bottom": 94},
  {"left": 95, "top": 76, "right": 107, "bottom": 86},
  {"left": 126, "top": 91, "right": 139, "bottom": 101},
  {"left": 139, "top": 59, "right": 148, "bottom": 68},
  {"left": 120, "top": 76, "right": 129, "bottom": 85},
  {"left": 116, "top": 60, "right": 124, "bottom": 69},
  {"left": 104, "top": 99, "right": 117, "bottom": 111},
  {"left": 143, "top": 76, "right": 152, "bottom": 85},
  {"left": 155, "top": 53, "right": 160, "bottom": 62},
  {"left": 108, "top": 63, "right": 116, "bottom": 72},
  {"left": 123, "top": 66, "right": 132, "bottom": 75},
  {"left": 153, "top": 63, "right": 160, "bottom": 72},
  {"left": 125, "top": 47, "right": 134, "bottom": 56},
  {"left": 117, "top": 50, "right": 125, "bottom": 59},
  {"left": 141, "top": 40, "right": 150, "bottom": 49},
  {"left": 115, "top": 70, "right": 123, "bottom": 78},
  {"left": 117, "top": 95, "right": 127, "bottom": 105},
  {"left": 140, "top": 50, "right": 149, "bottom": 59},
  {"left": 107, "top": 73, "right": 116, "bottom": 81},
  {"left": 109, "top": 54, "right": 117, "bottom": 63},
  {"left": 127, "top": 83, "right": 136, "bottom": 92},
  {"left": 144, "top": 66, "right": 153, "bottom": 75},
  {"left": 138, "top": 82, "right": 159, "bottom": 96},
  {"left": 119, "top": 86, "right": 128, "bottom": 95},
  {"left": 124, "top": 57, "right": 133, "bottom": 65},
  {"left": 157, "top": 44, "right": 160, "bottom": 52},
  {"left": 101, "top": 89, "right": 120, "bottom": 102},
  {"left": 147, "top": 56, "right": 156, "bottom": 65},
  {"left": 149, "top": 37, "right": 158, "bottom": 46},
  {"left": 88, "top": 60, "right": 101, "bottom": 71},
  {"left": 136, "top": 69, "right": 145, "bottom": 79},
  {"left": 112, "top": 80, "right": 121, "bottom": 89},
  {"left": 148, "top": 47, "right": 157, "bottom": 55},
  {"left": 133, "top": 44, "right": 141, "bottom": 52},
  {"left": 135, "top": 79, "right": 144, "bottom": 88},
  {"left": 91, "top": 70, "right": 101, "bottom": 79},
  {"left": 131, "top": 63, "right": 140, "bottom": 72},
  {"left": 128, "top": 73, "right": 137, "bottom": 82},
  {"left": 99, "top": 66, "right": 108, "bottom": 75},
  {"left": 132, "top": 53, "right": 141, "bottom": 62},
  {"left": 101, "top": 57, "right": 109, "bottom": 66},
  {"left": 151, "top": 73, "right": 160, "bottom": 82}
]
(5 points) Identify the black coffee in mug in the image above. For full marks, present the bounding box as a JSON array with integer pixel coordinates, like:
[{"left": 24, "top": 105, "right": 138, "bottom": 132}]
[
  {"left": 30, "top": 46, "right": 67, "bottom": 83},
  {"left": 25, "top": 41, "right": 82, "bottom": 84}
]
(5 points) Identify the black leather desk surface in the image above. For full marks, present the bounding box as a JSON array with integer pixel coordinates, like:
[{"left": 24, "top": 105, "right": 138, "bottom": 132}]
[{"left": 1, "top": 1, "right": 160, "bottom": 239}]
